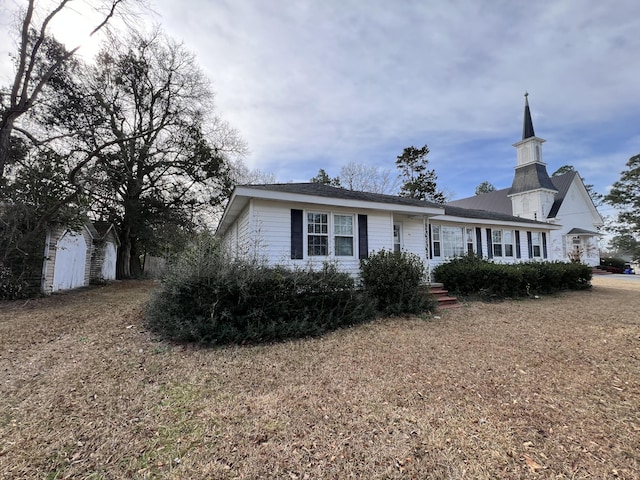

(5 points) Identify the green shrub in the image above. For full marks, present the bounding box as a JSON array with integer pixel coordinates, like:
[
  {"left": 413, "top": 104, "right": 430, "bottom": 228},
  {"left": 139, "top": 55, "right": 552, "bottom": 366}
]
[
  {"left": 360, "top": 250, "right": 435, "bottom": 315},
  {"left": 146, "top": 239, "right": 376, "bottom": 344},
  {"left": 600, "top": 257, "right": 626, "bottom": 270},
  {"left": 433, "top": 254, "right": 592, "bottom": 299},
  {"left": 0, "top": 263, "right": 29, "bottom": 300}
]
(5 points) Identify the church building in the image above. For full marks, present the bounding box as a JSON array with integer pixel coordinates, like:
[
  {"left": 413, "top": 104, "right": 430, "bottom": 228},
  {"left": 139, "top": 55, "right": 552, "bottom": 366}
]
[{"left": 215, "top": 95, "right": 604, "bottom": 278}]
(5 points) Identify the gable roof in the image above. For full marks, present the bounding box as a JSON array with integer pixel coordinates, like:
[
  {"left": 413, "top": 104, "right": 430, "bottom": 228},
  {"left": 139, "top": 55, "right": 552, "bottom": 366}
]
[
  {"left": 216, "top": 183, "right": 446, "bottom": 237},
  {"left": 92, "top": 221, "right": 121, "bottom": 245},
  {"left": 215, "top": 182, "right": 559, "bottom": 238},
  {"left": 245, "top": 183, "right": 443, "bottom": 208},
  {"left": 448, "top": 171, "right": 576, "bottom": 219},
  {"left": 441, "top": 205, "right": 553, "bottom": 226}
]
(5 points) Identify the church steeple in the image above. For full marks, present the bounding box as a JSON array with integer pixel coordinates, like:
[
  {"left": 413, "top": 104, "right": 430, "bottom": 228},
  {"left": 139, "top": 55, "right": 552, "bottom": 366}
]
[
  {"left": 509, "top": 93, "right": 557, "bottom": 221},
  {"left": 522, "top": 92, "right": 535, "bottom": 139}
]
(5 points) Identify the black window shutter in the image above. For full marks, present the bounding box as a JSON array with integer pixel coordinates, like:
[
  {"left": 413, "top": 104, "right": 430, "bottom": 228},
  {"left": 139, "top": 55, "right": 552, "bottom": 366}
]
[
  {"left": 542, "top": 232, "right": 548, "bottom": 259},
  {"left": 527, "top": 231, "right": 533, "bottom": 259},
  {"left": 475, "top": 227, "right": 482, "bottom": 256},
  {"left": 291, "top": 209, "right": 303, "bottom": 259},
  {"left": 486, "top": 228, "right": 493, "bottom": 259},
  {"left": 428, "top": 223, "right": 433, "bottom": 259},
  {"left": 515, "top": 231, "right": 521, "bottom": 259},
  {"left": 358, "top": 214, "right": 368, "bottom": 259}
]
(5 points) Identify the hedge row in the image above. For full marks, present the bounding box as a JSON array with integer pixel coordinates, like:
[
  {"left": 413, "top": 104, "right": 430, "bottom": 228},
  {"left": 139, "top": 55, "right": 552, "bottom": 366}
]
[
  {"left": 146, "top": 242, "right": 436, "bottom": 345},
  {"left": 147, "top": 260, "right": 376, "bottom": 345},
  {"left": 433, "top": 255, "right": 592, "bottom": 299}
]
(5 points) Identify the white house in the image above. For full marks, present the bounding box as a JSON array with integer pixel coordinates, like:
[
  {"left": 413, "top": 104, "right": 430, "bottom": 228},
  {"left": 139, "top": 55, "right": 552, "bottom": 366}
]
[
  {"left": 215, "top": 182, "right": 559, "bottom": 279},
  {"left": 214, "top": 95, "right": 602, "bottom": 276}
]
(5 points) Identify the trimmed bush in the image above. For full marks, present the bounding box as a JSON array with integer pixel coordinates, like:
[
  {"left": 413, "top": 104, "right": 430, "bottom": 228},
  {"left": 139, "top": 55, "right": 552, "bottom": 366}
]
[
  {"left": 146, "top": 240, "right": 376, "bottom": 344},
  {"left": 433, "top": 254, "right": 592, "bottom": 299},
  {"left": 360, "top": 250, "right": 436, "bottom": 315},
  {"left": 600, "top": 257, "right": 626, "bottom": 269}
]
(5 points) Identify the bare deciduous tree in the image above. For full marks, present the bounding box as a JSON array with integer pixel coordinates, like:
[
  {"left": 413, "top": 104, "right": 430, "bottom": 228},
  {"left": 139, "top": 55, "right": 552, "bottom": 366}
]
[
  {"left": 339, "top": 161, "right": 399, "bottom": 195},
  {"left": 0, "top": 0, "right": 131, "bottom": 181}
]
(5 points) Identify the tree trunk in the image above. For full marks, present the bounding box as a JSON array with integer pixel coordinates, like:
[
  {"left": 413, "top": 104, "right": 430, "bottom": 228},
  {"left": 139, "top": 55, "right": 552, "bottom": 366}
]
[
  {"left": 116, "top": 229, "right": 131, "bottom": 279},
  {"left": 0, "top": 116, "right": 16, "bottom": 182},
  {"left": 129, "top": 237, "right": 142, "bottom": 277}
]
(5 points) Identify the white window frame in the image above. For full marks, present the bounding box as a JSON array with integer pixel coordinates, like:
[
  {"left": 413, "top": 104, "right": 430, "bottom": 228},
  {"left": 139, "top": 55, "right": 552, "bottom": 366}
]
[
  {"left": 432, "top": 225, "right": 476, "bottom": 258},
  {"left": 531, "top": 232, "right": 542, "bottom": 258},
  {"left": 305, "top": 211, "right": 356, "bottom": 258},
  {"left": 492, "top": 229, "right": 514, "bottom": 257},
  {"left": 333, "top": 214, "right": 354, "bottom": 257},
  {"left": 393, "top": 223, "right": 403, "bottom": 253}
]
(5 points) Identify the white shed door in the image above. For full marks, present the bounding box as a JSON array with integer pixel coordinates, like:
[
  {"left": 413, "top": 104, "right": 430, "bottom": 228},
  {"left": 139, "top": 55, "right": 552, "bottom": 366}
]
[
  {"left": 52, "top": 231, "right": 87, "bottom": 291},
  {"left": 101, "top": 241, "right": 117, "bottom": 280}
]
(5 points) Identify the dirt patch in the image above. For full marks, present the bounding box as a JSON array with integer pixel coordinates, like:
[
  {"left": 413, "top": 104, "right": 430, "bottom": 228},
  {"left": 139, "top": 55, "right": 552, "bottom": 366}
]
[{"left": 1, "top": 277, "right": 639, "bottom": 479}]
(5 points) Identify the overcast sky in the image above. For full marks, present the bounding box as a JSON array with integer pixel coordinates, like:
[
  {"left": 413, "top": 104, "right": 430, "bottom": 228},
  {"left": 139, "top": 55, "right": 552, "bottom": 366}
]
[{"left": 2, "top": 0, "right": 639, "bottom": 208}]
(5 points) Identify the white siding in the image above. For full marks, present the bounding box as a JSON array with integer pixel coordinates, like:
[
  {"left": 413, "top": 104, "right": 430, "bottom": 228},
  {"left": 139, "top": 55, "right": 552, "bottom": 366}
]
[
  {"left": 101, "top": 241, "right": 117, "bottom": 280},
  {"left": 427, "top": 223, "right": 552, "bottom": 275},
  {"left": 222, "top": 199, "right": 429, "bottom": 278},
  {"left": 367, "top": 211, "right": 393, "bottom": 253},
  {"left": 398, "top": 216, "right": 425, "bottom": 257},
  {"left": 237, "top": 207, "right": 251, "bottom": 251},
  {"left": 42, "top": 225, "right": 94, "bottom": 294},
  {"left": 550, "top": 178, "right": 602, "bottom": 266},
  {"left": 252, "top": 200, "right": 292, "bottom": 264},
  {"left": 52, "top": 231, "right": 88, "bottom": 291}
]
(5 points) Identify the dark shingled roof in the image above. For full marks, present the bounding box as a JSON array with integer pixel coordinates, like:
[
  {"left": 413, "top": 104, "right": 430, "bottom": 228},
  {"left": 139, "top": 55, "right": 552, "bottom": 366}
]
[
  {"left": 236, "top": 183, "right": 552, "bottom": 227},
  {"left": 443, "top": 205, "right": 550, "bottom": 225},
  {"left": 447, "top": 171, "right": 576, "bottom": 220},
  {"left": 241, "top": 183, "right": 444, "bottom": 209},
  {"left": 510, "top": 162, "right": 558, "bottom": 194},
  {"left": 567, "top": 227, "right": 601, "bottom": 235},
  {"left": 547, "top": 171, "right": 576, "bottom": 218}
]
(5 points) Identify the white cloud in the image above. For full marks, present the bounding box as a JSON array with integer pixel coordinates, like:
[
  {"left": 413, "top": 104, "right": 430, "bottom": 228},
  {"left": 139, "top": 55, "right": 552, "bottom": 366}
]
[{"left": 2, "top": 0, "right": 639, "bottom": 198}]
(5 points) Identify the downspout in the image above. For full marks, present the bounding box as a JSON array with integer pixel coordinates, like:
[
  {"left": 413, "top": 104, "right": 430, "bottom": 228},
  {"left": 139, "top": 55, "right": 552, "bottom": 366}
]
[{"left": 424, "top": 216, "right": 431, "bottom": 284}]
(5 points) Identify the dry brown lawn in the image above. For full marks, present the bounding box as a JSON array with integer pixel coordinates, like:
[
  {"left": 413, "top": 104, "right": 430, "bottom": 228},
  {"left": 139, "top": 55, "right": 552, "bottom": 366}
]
[{"left": 0, "top": 277, "right": 639, "bottom": 479}]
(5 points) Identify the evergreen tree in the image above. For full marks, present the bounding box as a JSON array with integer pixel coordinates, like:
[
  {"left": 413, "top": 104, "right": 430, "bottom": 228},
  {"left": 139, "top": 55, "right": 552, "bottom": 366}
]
[
  {"left": 395, "top": 145, "right": 445, "bottom": 203},
  {"left": 310, "top": 168, "right": 340, "bottom": 186},
  {"left": 552, "top": 164, "right": 601, "bottom": 205},
  {"left": 475, "top": 181, "right": 496, "bottom": 195},
  {"left": 604, "top": 153, "right": 640, "bottom": 262}
]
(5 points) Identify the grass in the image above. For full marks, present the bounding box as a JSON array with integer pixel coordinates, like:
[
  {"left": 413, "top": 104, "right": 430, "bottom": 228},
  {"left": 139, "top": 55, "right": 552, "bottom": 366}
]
[{"left": 0, "top": 277, "right": 639, "bottom": 479}]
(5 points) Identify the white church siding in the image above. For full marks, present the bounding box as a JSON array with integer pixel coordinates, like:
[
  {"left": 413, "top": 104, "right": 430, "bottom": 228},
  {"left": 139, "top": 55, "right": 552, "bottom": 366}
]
[{"left": 550, "top": 176, "right": 602, "bottom": 266}]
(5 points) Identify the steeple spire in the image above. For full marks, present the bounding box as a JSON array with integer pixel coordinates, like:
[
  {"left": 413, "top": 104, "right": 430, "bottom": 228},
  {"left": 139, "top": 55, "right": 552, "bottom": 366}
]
[{"left": 522, "top": 92, "right": 535, "bottom": 139}]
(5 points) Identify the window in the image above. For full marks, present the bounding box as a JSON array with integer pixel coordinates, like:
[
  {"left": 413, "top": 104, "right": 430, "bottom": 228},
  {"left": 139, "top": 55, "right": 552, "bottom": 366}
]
[
  {"left": 442, "top": 226, "right": 465, "bottom": 258},
  {"left": 492, "top": 229, "right": 514, "bottom": 257},
  {"left": 531, "top": 232, "right": 542, "bottom": 258},
  {"left": 466, "top": 228, "right": 475, "bottom": 255},
  {"left": 431, "top": 225, "right": 441, "bottom": 257},
  {"left": 572, "top": 236, "right": 581, "bottom": 252},
  {"left": 334, "top": 215, "right": 353, "bottom": 256},
  {"left": 393, "top": 223, "right": 402, "bottom": 253},
  {"left": 306, "top": 212, "right": 355, "bottom": 257},
  {"left": 432, "top": 225, "right": 475, "bottom": 258},
  {"left": 307, "top": 212, "right": 328, "bottom": 256}
]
